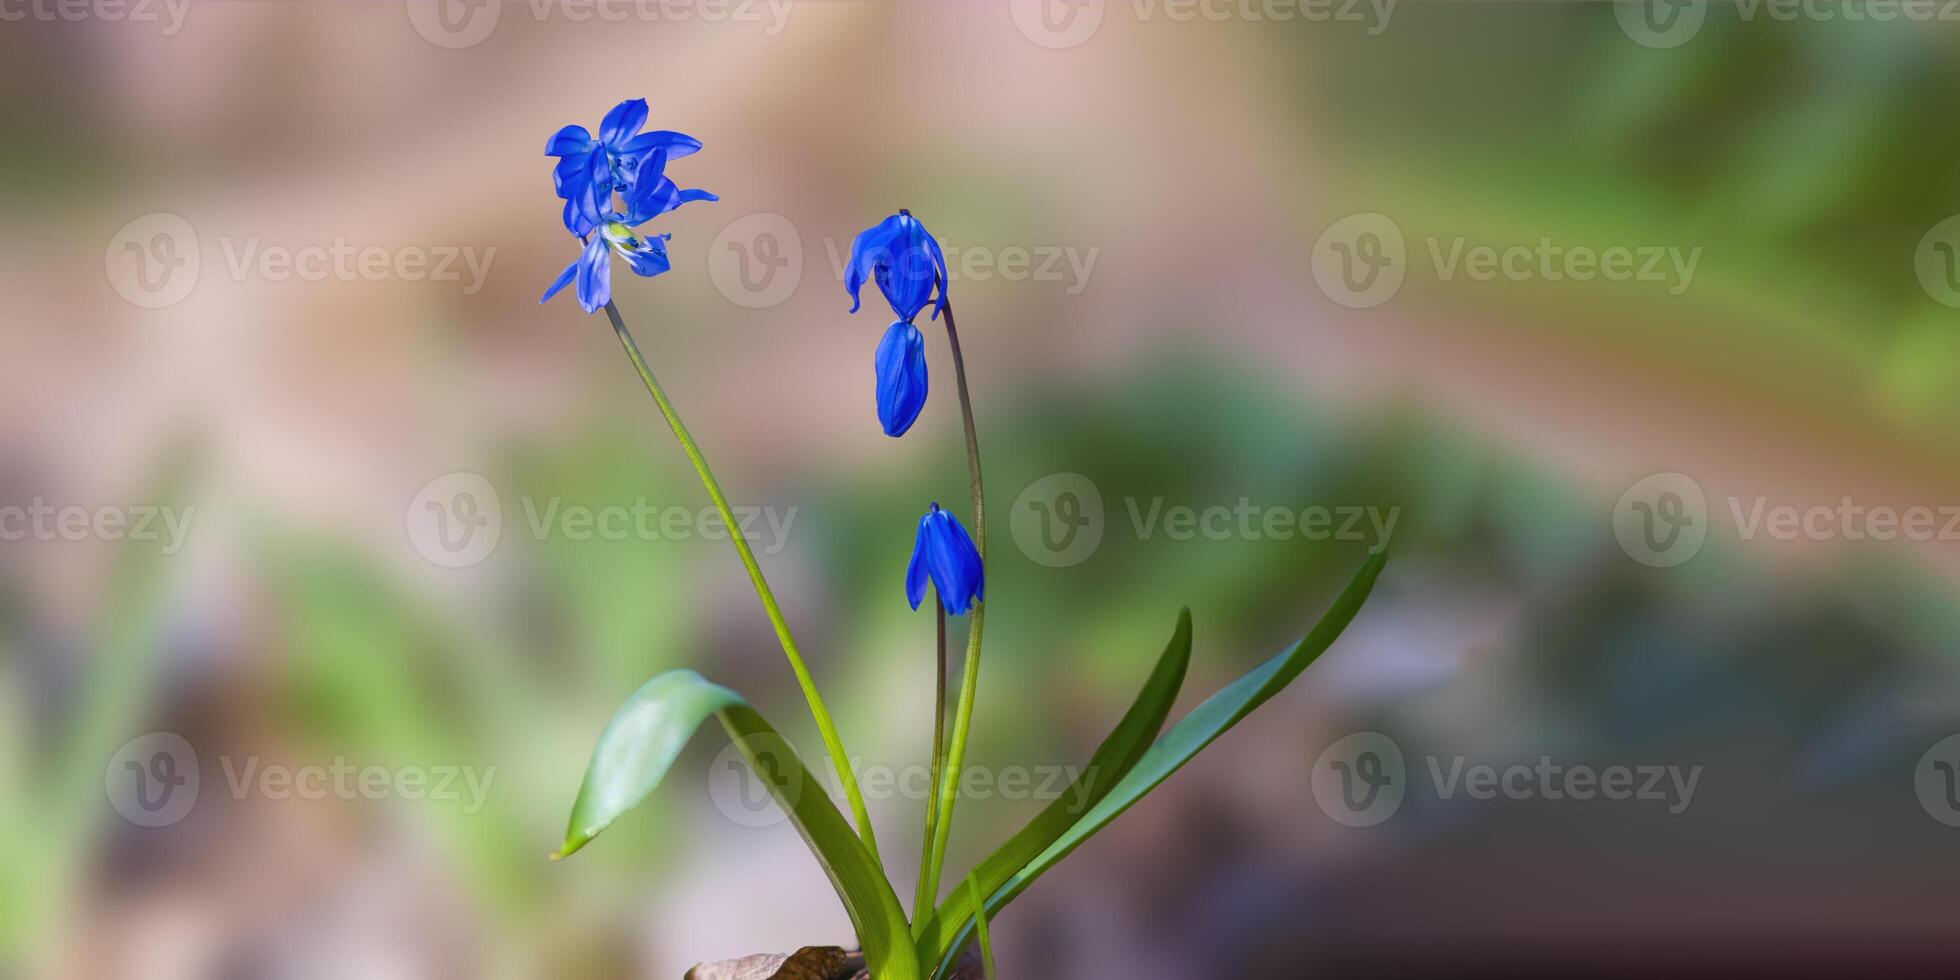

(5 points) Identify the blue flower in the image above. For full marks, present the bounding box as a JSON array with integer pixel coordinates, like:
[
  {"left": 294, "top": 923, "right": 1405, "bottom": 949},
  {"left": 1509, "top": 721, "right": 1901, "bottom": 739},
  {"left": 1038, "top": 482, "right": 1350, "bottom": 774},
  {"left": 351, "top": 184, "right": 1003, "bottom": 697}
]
[
  {"left": 874, "top": 320, "right": 927, "bottom": 436},
  {"left": 905, "top": 502, "right": 984, "bottom": 615},
  {"left": 847, "top": 210, "right": 949, "bottom": 436},
  {"left": 545, "top": 98, "right": 703, "bottom": 232},
  {"left": 540, "top": 216, "right": 671, "bottom": 314},
  {"left": 846, "top": 209, "right": 948, "bottom": 323},
  {"left": 541, "top": 139, "right": 717, "bottom": 314}
]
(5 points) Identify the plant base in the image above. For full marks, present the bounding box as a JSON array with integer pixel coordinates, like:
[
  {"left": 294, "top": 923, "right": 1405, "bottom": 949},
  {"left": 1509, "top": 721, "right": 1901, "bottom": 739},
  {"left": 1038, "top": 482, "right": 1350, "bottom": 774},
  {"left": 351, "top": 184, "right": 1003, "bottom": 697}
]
[{"left": 685, "top": 946, "right": 985, "bottom": 980}]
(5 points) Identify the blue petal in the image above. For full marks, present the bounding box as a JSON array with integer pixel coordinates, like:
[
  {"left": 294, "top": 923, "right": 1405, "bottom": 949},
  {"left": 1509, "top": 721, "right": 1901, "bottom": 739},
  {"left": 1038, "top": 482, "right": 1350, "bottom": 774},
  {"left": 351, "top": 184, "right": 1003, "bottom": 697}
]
[
  {"left": 575, "top": 234, "right": 611, "bottom": 314},
  {"left": 564, "top": 174, "right": 606, "bottom": 237},
  {"left": 905, "top": 519, "right": 930, "bottom": 610},
  {"left": 878, "top": 212, "right": 940, "bottom": 322},
  {"left": 624, "top": 176, "right": 718, "bottom": 224},
  {"left": 620, "top": 234, "right": 672, "bottom": 278},
  {"left": 553, "top": 152, "right": 597, "bottom": 199},
  {"left": 845, "top": 214, "right": 905, "bottom": 314},
  {"left": 926, "top": 227, "right": 950, "bottom": 321},
  {"left": 546, "top": 125, "right": 596, "bottom": 157},
  {"left": 622, "top": 152, "right": 676, "bottom": 221},
  {"left": 619, "top": 129, "right": 702, "bottom": 160},
  {"left": 952, "top": 511, "right": 983, "bottom": 607},
  {"left": 874, "top": 321, "right": 927, "bottom": 437},
  {"left": 633, "top": 146, "right": 670, "bottom": 186},
  {"left": 599, "top": 98, "right": 649, "bottom": 147},
  {"left": 540, "top": 257, "right": 579, "bottom": 303}
]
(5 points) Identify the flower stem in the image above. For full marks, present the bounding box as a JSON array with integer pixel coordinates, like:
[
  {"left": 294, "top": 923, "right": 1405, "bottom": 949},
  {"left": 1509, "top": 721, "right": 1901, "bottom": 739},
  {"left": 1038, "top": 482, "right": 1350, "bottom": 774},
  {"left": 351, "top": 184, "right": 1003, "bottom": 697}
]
[
  {"left": 913, "top": 606, "right": 948, "bottom": 917},
  {"left": 922, "top": 299, "right": 985, "bottom": 907},
  {"left": 602, "top": 300, "right": 882, "bottom": 869}
]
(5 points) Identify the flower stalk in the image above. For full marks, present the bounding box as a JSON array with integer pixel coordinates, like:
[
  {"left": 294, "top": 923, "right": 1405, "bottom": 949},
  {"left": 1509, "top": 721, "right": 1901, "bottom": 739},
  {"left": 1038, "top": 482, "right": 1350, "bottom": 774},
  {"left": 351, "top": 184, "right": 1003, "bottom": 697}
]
[
  {"left": 914, "top": 606, "right": 948, "bottom": 917},
  {"left": 602, "top": 299, "right": 882, "bottom": 867},
  {"left": 922, "top": 299, "right": 985, "bottom": 907}
]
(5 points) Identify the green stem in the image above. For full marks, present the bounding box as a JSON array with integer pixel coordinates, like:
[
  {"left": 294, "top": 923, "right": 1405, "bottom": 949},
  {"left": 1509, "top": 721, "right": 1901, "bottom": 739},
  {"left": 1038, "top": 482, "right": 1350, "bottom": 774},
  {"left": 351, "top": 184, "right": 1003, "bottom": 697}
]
[
  {"left": 922, "top": 299, "right": 985, "bottom": 907},
  {"left": 603, "top": 300, "right": 882, "bottom": 868},
  {"left": 913, "top": 606, "right": 948, "bottom": 917}
]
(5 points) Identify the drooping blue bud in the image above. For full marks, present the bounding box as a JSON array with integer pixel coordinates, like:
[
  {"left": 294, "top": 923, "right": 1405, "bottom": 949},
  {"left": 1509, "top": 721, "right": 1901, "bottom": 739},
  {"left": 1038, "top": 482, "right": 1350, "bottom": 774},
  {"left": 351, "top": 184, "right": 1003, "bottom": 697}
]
[{"left": 905, "top": 502, "right": 984, "bottom": 615}]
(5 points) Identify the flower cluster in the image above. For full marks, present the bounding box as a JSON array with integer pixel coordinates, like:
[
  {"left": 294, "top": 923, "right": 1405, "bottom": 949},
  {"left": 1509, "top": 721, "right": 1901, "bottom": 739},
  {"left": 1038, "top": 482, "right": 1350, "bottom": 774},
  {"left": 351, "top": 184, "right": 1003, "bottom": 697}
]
[
  {"left": 536, "top": 102, "right": 979, "bottom": 620},
  {"left": 841, "top": 212, "right": 981, "bottom": 614},
  {"left": 540, "top": 98, "right": 718, "bottom": 314},
  {"left": 545, "top": 97, "right": 1385, "bottom": 980}
]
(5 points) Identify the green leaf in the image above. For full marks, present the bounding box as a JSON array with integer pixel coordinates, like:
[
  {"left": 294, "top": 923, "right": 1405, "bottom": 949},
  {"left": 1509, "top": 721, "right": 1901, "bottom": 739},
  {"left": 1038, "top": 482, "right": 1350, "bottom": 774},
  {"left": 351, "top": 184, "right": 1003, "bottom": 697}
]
[
  {"left": 966, "top": 875, "right": 996, "bottom": 979},
  {"left": 556, "top": 670, "right": 921, "bottom": 980},
  {"left": 921, "top": 552, "right": 1386, "bottom": 978},
  {"left": 912, "top": 611, "right": 1192, "bottom": 951}
]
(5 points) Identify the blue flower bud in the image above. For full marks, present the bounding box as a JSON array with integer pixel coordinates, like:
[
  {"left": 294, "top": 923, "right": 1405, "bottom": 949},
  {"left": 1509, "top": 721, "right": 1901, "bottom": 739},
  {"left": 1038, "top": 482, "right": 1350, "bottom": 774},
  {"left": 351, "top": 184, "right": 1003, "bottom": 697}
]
[
  {"left": 875, "top": 321, "right": 928, "bottom": 437},
  {"left": 906, "top": 502, "right": 984, "bottom": 615}
]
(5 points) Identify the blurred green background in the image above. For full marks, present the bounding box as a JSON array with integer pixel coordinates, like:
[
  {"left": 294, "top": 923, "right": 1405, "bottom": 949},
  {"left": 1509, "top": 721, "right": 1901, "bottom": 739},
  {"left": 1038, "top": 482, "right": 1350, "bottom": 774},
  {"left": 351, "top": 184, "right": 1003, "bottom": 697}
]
[{"left": 4, "top": 2, "right": 1960, "bottom": 977}]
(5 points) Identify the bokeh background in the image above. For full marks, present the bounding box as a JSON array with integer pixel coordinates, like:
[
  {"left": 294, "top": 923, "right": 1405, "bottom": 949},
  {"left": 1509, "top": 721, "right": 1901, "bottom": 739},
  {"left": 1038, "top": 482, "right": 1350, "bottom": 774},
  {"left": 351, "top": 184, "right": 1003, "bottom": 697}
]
[{"left": 6, "top": 1, "right": 1960, "bottom": 976}]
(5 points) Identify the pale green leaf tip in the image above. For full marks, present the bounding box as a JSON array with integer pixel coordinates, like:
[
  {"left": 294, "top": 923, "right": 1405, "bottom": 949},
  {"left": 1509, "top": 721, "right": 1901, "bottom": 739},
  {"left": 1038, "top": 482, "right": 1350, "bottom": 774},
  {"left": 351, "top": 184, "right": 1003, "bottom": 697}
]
[{"left": 554, "top": 822, "right": 603, "bottom": 860}]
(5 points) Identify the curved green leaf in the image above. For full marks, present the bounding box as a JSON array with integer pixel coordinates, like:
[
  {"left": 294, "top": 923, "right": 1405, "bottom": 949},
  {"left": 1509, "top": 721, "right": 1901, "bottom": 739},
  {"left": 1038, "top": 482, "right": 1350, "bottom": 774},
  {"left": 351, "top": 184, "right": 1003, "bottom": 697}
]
[
  {"left": 922, "top": 552, "right": 1386, "bottom": 978},
  {"left": 966, "top": 875, "right": 996, "bottom": 979},
  {"left": 556, "top": 670, "right": 920, "bottom": 980},
  {"left": 912, "top": 610, "right": 1192, "bottom": 949}
]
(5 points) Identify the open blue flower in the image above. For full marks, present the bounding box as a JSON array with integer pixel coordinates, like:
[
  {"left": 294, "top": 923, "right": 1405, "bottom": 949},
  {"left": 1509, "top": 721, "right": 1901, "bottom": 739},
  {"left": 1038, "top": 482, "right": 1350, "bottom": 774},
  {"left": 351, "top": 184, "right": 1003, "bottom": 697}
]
[
  {"left": 846, "top": 209, "right": 948, "bottom": 323},
  {"left": 542, "top": 147, "right": 717, "bottom": 314},
  {"left": 906, "top": 503, "right": 984, "bottom": 615},
  {"left": 540, "top": 217, "right": 671, "bottom": 314},
  {"left": 545, "top": 98, "right": 703, "bottom": 232}
]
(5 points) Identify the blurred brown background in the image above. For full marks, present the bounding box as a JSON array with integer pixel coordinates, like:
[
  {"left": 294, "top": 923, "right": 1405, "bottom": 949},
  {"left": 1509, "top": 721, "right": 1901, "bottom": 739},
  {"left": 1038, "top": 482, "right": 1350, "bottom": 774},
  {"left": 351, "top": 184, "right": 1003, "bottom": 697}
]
[{"left": 5, "top": 1, "right": 1960, "bottom": 977}]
